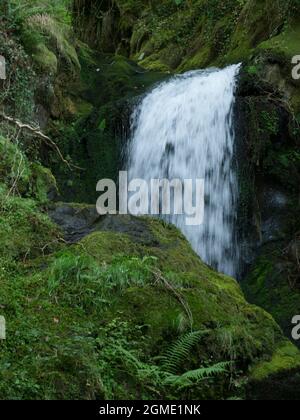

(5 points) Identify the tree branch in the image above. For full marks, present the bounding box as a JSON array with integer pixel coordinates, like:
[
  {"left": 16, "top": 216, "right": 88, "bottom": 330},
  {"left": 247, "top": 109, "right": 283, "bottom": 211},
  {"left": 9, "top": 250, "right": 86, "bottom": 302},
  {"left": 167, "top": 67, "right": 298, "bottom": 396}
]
[{"left": 0, "top": 113, "right": 84, "bottom": 171}]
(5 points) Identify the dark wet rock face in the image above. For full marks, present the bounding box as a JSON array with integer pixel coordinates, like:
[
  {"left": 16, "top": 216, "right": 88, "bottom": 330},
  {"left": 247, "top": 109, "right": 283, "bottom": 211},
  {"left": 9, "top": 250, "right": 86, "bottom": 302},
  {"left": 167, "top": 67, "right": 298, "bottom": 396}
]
[
  {"left": 96, "top": 214, "right": 160, "bottom": 247},
  {"left": 235, "top": 64, "right": 298, "bottom": 274},
  {"left": 234, "top": 61, "right": 300, "bottom": 348},
  {"left": 48, "top": 203, "right": 100, "bottom": 243},
  {"left": 259, "top": 186, "right": 289, "bottom": 244},
  {"left": 48, "top": 203, "right": 159, "bottom": 247}
]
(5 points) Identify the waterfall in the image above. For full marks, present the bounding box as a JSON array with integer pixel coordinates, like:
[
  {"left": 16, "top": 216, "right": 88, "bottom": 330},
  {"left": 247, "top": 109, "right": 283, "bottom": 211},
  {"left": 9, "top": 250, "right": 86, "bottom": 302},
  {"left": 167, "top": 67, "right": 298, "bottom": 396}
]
[{"left": 127, "top": 65, "right": 241, "bottom": 278}]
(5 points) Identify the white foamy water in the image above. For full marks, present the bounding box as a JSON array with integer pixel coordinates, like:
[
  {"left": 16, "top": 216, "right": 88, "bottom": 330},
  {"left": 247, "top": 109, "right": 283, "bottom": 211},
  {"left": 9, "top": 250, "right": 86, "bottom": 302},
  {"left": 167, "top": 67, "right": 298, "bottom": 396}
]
[{"left": 127, "top": 65, "right": 241, "bottom": 278}]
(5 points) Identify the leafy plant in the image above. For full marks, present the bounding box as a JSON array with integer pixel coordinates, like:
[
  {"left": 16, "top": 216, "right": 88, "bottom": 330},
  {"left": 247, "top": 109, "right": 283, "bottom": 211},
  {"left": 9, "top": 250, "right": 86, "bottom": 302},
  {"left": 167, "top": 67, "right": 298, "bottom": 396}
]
[
  {"left": 163, "top": 362, "right": 230, "bottom": 390},
  {"left": 95, "top": 321, "right": 230, "bottom": 399},
  {"left": 161, "top": 330, "right": 208, "bottom": 374}
]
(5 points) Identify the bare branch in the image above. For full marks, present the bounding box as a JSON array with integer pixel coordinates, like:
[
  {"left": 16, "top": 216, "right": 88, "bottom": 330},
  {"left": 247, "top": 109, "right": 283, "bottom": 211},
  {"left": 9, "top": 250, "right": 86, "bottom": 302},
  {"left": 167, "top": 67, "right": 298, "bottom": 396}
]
[{"left": 0, "top": 112, "right": 84, "bottom": 171}]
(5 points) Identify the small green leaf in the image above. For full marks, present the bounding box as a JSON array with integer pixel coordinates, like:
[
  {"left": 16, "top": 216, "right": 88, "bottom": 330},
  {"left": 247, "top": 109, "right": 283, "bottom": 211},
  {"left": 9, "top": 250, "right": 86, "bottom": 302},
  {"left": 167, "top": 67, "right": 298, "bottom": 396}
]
[{"left": 98, "top": 118, "right": 106, "bottom": 131}]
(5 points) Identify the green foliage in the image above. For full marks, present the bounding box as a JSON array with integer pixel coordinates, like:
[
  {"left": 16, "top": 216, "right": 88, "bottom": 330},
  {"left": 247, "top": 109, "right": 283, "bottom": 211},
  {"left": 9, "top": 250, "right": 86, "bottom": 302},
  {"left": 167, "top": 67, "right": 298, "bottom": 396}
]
[
  {"left": 3, "top": 1, "right": 79, "bottom": 74},
  {"left": 0, "top": 244, "right": 232, "bottom": 399},
  {"left": 98, "top": 118, "right": 106, "bottom": 132},
  {"left": 94, "top": 320, "right": 229, "bottom": 399},
  {"left": 0, "top": 32, "right": 36, "bottom": 119},
  {"left": 247, "top": 65, "right": 258, "bottom": 75},
  {"left": 72, "top": 0, "right": 299, "bottom": 73},
  {"left": 0, "top": 135, "right": 60, "bottom": 262},
  {"left": 6, "top": 0, "right": 72, "bottom": 26},
  {"left": 261, "top": 110, "right": 279, "bottom": 135},
  {"left": 1, "top": 0, "right": 300, "bottom": 402},
  {"left": 48, "top": 253, "right": 157, "bottom": 311},
  {"left": 0, "top": 136, "right": 31, "bottom": 195},
  {"left": 161, "top": 330, "right": 208, "bottom": 374},
  {"left": 0, "top": 213, "right": 298, "bottom": 399},
  {"left": 0, "top": 192, "right": 60, "bottom": 261},
  {"left": 0, "top": 136, "right": 57, "bottom": 203},
  {"left": 243, "top": 250, "right": 300, "bottom": 344},
  {"left": 163, "top": 362, "right": 230, "bottom": 390}
]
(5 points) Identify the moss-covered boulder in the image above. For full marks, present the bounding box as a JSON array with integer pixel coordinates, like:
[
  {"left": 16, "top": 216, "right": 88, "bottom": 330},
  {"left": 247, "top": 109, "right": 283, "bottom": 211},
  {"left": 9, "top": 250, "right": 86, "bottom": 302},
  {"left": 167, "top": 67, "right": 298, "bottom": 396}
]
[
  {"left": 242, "top": 241, "right": 300, "bottom": 349},
  {"left": 2, "top": 210, "right": 300, "bottom": 399},
  {"left": 247, "top": 340, "right": 300, "bottom": 399}
]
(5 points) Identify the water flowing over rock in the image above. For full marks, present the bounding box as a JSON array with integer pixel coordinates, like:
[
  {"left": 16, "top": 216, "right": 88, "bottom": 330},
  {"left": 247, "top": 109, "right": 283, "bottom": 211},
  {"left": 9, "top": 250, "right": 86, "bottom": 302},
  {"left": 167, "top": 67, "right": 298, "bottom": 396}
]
[{"left": 127, "top": 65, "right": 241, "bottom": 278}]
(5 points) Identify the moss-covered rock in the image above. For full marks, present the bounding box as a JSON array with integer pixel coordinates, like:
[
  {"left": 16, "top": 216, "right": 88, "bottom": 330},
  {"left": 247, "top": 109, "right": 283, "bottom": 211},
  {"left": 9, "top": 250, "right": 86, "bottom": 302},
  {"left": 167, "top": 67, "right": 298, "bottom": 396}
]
[
  {"left": 0, "top": 189, "right": 61, "bottom": 262},
  {"left": 1, "top": 209, "right": 300, "bottom": 399},
  {"left": 250, "top": 340, "right": 300, "bottom": 382},
  {"left": 72, "top": 1, "right": 299, "bottom": 75},
  {"left": 0, "top": 136, "right": 32, "bottom": 196},
  {"left": 31, "top": 43, "right": 58, "bottom": 75},
  {"left": 0, "top": 136, "right": 58, "bottom": 203},
  {"left": 247, "top": 340, "right": 300, "bottom": 399},
  {"left": 30, "top": 163, "right": 58, "bottom": 203},
  {"left": 242, "top": 242, "right": 300, "bottom": 349},
  {"left": 232, "top": 52, "right": 300, "bottom": 277}
]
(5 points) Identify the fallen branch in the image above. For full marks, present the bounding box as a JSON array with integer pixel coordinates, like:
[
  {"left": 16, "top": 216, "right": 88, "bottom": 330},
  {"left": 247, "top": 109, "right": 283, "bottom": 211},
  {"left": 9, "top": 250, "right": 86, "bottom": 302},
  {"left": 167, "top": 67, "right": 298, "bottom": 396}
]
[{"left": 0, "top": 113, "right": 84, "bottom": 171}]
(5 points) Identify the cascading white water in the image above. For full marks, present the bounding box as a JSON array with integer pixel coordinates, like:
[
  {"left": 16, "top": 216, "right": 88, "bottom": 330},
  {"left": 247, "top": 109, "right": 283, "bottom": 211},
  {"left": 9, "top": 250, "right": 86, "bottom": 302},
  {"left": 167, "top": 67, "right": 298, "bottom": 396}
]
[{"left": 127, "top": 64, "right": 241, "bottom": 278}]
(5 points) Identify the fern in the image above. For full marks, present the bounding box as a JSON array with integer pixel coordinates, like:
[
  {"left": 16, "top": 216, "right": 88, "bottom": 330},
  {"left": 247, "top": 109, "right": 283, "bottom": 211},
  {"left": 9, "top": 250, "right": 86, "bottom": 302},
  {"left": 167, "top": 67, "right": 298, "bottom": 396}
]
[
  {"left": 161, "top": 330, "right": 208, "bottom": 374},
  {"left": 94, "top": 320, "right": 232, "bottom": 399},
  {"left": 163, "top": 362, "right": 230, "bottom": 389},
  {"left": 115, "top": 346, "right": 163, "bottom": 387}
]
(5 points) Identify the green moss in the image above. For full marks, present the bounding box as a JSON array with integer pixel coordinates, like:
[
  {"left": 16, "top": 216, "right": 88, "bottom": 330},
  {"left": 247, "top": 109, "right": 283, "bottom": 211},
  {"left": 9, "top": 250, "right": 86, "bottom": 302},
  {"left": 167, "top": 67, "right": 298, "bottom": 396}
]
[
  {"left": 74, "top": 217, "right": 285, "bottom": 363},
  {"left": 0, "top": 136, "right": 31, "bottom": 195},
  {"left": 72, "top": 0, "right": 299, "bottom": 77},
  {"left": 0, "top": 135, "right": 61, "bottom": 263},
  {"left": 30, "top": 163, "right": 58, "bottom": 203},
  {"left": 250, "top": 340, "right": 300, "bottom": 381},
  {"left": 0, "top": 191, "right": 61, "bottom": 262},
  {"left": 31, "top": 43, "right": 58, "bottom": 74},
  {"left": 179, "top": 46, "right": 213, "bottom": 72},
  {"left": 261, "top": 110, "right": 279, "bottom": 135},
  {"left": 20, "top": 9, "right": 80, "bottom": 74},
  {"left": 1, "top": 211, "right": 300, "bottom": 399},
  {"left": 258, "top": 24, "right": 300, "bottom": 59},
  {"left": 0, "top": 136, "right": 58, "bottom": 203},
  {"left": 243, "top": 253, "right": 300, "bottom": 346},
  {"left": 79, "top": 231, "right": 138, "bottom": 262},
  {"left": 1, "top": 0, "right": 300, "bottom": 400},
  {"left": 84, "top": 0, "right": 294, "bottom": 72}
]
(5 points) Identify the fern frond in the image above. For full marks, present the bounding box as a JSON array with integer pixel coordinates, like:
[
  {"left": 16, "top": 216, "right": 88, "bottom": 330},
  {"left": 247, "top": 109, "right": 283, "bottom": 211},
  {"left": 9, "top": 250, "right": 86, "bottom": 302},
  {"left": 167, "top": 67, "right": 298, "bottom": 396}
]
[
  {"left": 161, "top": 330, "right": 208, "bottom": 374},
  {"left": 163, "top": 362, "right": 230, "bottom": 389},
  {"left": 182, "top": 361, "right": 230, "bottom": 380}
]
